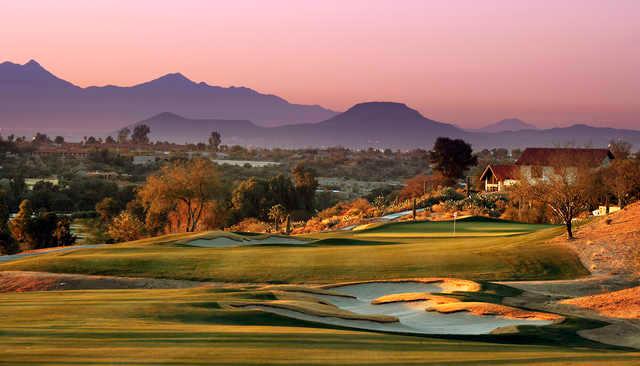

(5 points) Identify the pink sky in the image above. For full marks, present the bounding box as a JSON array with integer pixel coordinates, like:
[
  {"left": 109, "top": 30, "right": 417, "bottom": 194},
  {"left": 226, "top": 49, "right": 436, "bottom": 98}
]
[{"left": 1, "top": 0, "right": 639, "bottom": 128}]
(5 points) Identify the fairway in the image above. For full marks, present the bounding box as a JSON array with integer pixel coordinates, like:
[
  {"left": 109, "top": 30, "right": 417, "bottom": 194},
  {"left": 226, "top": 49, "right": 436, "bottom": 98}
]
[
  {"left": 0, "top": 219, "right": 586, "bottom": 282},
  {"left": 1, "top": 218, "right": 619, "bottom": 365},
  {"left": 0, "top": 287, "right": 638, "bottom": 365}
]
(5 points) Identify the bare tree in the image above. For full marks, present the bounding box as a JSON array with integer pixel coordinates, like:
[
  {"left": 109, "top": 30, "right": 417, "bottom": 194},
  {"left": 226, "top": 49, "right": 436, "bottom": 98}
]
[{"left": 516, "top": 159, "right": 593, "bottom": 239}]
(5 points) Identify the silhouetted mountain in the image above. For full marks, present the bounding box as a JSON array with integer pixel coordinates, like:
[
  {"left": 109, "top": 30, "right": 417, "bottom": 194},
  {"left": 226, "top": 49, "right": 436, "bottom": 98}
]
[
  {"left": 471, "top": 118, "right": 538, "bottom": 133},
  {"left": 126, "top": 104, "right": 640, "bottom": 150},
  {"left": 131, "top": 112, "right": 264, "bottom": 145},
  {"left": 124, "top": 102, "right": 466, "bottom": 149},
  {"left": 0, "top": 60, "right": 337, "bottom": 133},
  {"left": 469, "top": 124, "right": 640, "bottom": 149}
]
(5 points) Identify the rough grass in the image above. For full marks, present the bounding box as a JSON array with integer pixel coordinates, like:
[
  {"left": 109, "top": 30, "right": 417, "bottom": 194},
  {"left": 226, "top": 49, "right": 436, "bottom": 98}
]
[
  {"left": 0, "top": 221, "right": 587, "bottom": 283},
  {"left": 0, "top": 287, "right": 638, "bottom": 365}
]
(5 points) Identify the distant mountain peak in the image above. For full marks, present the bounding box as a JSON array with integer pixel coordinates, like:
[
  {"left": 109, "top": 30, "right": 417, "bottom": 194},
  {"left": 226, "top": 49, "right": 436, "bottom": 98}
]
[
  {"left": 475, "top": 118, "right": 537, "bottom": 133},
  {"left": 142, "top": 72, "right": 196, "bottom": 87},
  {"left": 24, "top": 59, "right": 42, "bottom": 67},
  {"left": 342, "top": 101, "right": 422, "bottom": 119},
  {"left": 0, "top": 58, "right": 74, "bottom": 87}
]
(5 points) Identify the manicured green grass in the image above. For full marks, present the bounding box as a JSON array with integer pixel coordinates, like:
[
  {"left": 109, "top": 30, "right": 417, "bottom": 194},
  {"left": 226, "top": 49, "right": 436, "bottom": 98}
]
[
  {"left": 0, "top": 220, "right": 587, "bottom": 283},
  {"left": 0, "top": 288, "right": 637, "bottom": 365},
  {"left": 355, "top": 217, "right": 557, "bottom": 238}
]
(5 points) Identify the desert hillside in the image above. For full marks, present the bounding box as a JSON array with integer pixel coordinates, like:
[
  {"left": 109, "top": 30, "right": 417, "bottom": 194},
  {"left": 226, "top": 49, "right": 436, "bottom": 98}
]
[{"left": 556, "top": 202, "right": 640, "bottom": 276}]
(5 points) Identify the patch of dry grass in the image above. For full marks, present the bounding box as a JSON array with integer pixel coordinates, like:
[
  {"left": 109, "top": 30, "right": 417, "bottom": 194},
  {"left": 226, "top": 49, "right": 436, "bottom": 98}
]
[{"left": 561, "top": 286, "right": 640, "bottom": 319}]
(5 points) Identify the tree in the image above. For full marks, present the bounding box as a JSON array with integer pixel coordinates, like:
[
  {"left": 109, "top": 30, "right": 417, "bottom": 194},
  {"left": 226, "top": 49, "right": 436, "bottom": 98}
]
[
  {"left": 32, "top": 132, "right": 51, "bottom": 145},
  {"left": 292, "top": 163, "right": 318, "bottom": 213},
  {"left": 0, "top": 199, "right": 17, "bottom": 254},
  {"left": 131, "top": 124, "right": 151, "bottom": 144},
  {"left": 107, "top": 212, "right": 144, "bottom": 242},
  {"left": 372, "top": 195, "right": 386, "bottom": 216},
  {"left": 105, "top": 135, "right": 116, "bottom": 144},
  {"left": 85, "top": 136, "right": 98, "bottom": 145},
  {"left": 54, "top": 136, "right": 65, "bottom": 145},
  {"left": 268, "top": 204, "right": 287, "bottom": 232},
  {"left": 209, "top": 131, "right": 222, "bottom": 152},
  {"left": 517, "top": 164, "right": 591, "bottom": 239},
  {"left": 605, "top": 159, "right": 640, "bottom": 208},
  {"left": 96, "top": 197, "right": 121, "bottom": 224},
  {"left": 232, "top": 178, "right": 269, "bottom": 220},
  {"left": 138, "top": 158, "right": 222, "bottom": 232},
  {"left": 9, "top": 199, "right": 33, "bottom": 244},
  {"left": 430, "top": 137, "right": 478, "bottom": 185},
  {"left": 117, "top": 127, "right": 131, "bottom": 144},
  {"left": 399, "top": 173, "right": 447, "bottom": 200},
  {"left": 609, "top": 140, "right": 632, "bottom": 160},
  {"left": 53, "top": 217, "right": 76, "bottom": 246}
]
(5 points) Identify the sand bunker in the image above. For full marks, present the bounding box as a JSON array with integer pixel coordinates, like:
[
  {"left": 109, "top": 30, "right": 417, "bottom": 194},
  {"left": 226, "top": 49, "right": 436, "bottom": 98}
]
[
  {"left": 0, "top": 271, "right": 204, "bottom": 292},
  {"left": 185, "top": 236, "right": 310, "bottom": 248},
  {"left": 253, "top": 281, "right": 555, "bottom": 335},
  {"left": 372, "top": 292, "right": 460, "bottom": 305},
  {"left": 425, "top": 302, "right": 564, "bottom": 322}
]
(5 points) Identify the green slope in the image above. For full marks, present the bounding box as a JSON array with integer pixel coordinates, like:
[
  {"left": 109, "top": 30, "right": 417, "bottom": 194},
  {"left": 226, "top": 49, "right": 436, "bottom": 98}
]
[{"left": 0, "top": 221, "right": 587, "bottom": 282}]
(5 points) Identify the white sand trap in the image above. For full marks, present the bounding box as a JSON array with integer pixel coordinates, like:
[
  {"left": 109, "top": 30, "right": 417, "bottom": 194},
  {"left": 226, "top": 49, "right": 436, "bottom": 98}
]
[
  {"left": 252, "top": 281, "right": 554, "bottom": 335},
  {"left": 185, "top": 236, "right": 311, "bottom": 248}
]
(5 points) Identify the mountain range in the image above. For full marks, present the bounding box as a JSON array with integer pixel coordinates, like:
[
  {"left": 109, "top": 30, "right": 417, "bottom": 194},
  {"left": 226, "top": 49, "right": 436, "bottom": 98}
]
[
  {"left": 128, "top": 103, "right": 640, "bottom": 149},
  {"left": 2, "top": 60, "right": 639, "bottom": 149},
  {"left": 0, "top": 60, "right": 336, "bottom": 133}
]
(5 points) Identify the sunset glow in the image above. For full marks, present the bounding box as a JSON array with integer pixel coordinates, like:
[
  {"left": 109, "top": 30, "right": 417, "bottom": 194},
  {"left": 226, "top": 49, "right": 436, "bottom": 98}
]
[{"left": 1, "top": 0, "right": 639, "bottom": 128}]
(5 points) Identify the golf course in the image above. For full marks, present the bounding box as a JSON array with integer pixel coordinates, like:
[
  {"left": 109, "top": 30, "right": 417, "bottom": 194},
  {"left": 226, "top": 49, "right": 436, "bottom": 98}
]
[{"left": 1, "top": 217, "right": 638, "bottom": 365}]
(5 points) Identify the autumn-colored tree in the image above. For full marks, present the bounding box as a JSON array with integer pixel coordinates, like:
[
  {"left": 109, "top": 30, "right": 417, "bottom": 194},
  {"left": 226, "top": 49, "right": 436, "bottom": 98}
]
[
  {"left": 9, "top": 200, "right": 33, "bottom": 244},
  {"left": 399, "top": 173, "right": 447, "bottom": 200},
  {"left": 95, "top": 197, "right": 121, "bottom": 224},
  {"left": 604, "top": 159, "right": 640, "bottom": 208},
  {"left": 138, "top": 158, "right": 222, "bottom": 232},
  {"left": 107, "top": 212, "right": 144, "bottom": 242},
  {"left": 268, "top": 204, "right": 286, "bottom": 231}
]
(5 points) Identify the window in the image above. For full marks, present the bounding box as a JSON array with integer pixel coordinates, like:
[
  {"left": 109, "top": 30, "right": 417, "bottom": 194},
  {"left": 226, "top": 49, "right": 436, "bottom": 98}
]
[{"left": 531, "top": 166, "right": 543, "bottom": 179}]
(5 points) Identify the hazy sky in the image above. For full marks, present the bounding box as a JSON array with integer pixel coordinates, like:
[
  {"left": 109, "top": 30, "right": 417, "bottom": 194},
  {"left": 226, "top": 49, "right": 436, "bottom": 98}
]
[{"left": 2, "top": 0, "right": 639, "bottom": 128}]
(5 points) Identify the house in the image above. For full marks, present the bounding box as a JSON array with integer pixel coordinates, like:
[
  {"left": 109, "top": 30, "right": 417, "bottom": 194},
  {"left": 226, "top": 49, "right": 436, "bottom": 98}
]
[
  {"left": 479, "top": 165, "right": 520, "bottom": 192},
  {"left": 479, "top": 148, "right": 614, "bottom": 192}
]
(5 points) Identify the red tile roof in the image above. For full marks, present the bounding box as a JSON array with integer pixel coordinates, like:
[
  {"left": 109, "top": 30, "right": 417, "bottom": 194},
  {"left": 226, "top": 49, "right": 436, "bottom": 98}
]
[
  {"left": 515, "top": 148, "right": 614, "bottom": 167},
  {"left": 479, "top": 164, "right": 519, "bottom": 181}
]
